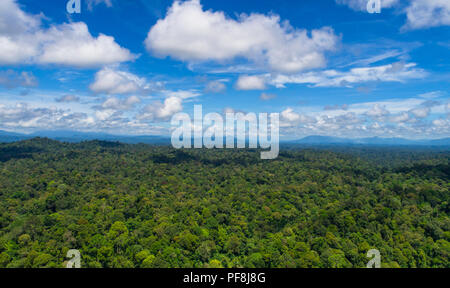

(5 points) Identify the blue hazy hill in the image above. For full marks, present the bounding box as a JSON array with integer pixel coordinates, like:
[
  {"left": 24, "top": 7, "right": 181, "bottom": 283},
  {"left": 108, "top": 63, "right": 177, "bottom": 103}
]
[{"left": 0, "top": 131, "right": 449, "bottom": 146}]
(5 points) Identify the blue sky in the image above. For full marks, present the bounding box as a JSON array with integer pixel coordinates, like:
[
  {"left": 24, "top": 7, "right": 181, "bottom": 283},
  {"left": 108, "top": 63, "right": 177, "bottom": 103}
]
[{"left": 0, "top": 0, "right": 449, "bottom": 139}]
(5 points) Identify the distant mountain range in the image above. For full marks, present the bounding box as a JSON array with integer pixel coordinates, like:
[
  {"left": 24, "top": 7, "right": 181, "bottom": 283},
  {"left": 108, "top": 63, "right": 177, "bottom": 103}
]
[
  {"left": 0, "top": 130, "right": 449, "bottom": 146},
  {"left": 285, "top": 135, "right": 450, "bottom": 146},
  {"left": 0, "top": 130, "right": 170, "bottom": 144}
]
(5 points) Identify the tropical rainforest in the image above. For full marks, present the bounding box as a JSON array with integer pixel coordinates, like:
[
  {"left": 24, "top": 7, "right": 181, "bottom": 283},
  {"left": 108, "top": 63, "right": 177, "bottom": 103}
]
[{"left": 0, "top": 138, "right": 448, "bottom": 268}]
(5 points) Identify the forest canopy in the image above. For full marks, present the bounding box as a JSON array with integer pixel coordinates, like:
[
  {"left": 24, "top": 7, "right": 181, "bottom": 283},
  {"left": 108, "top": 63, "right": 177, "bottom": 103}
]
[{"left": 0, "top": 138, "right": 448, "bottom": 268}]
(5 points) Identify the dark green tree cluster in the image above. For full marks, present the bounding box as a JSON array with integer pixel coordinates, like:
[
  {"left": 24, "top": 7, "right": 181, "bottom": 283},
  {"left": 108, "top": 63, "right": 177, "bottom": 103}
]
[{"left": 0, "top": 138, "right": 448, "bottom": 268}]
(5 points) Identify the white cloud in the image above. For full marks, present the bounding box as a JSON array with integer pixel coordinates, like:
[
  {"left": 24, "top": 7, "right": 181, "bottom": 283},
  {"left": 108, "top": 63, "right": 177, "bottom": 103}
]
[
  {"left": 366, "top": 104, "right": 390, "bottom": 118},
  {"left": 139, "top": 96, "right": 183, "bottom": 121},
  {"left": 404, "top": 0, "right": 450, "bottom": 30},
  {"left": 280, "top": 108, "right": 315, "bottom": 128},
  {"left": 37, "top": 23, "right": 135, "bottom": 67},
  {"left": 94, "top": 109, "right": 116, "bottom": 121},
  {"left": 145, "top": 0, "right": 338, "bottom": 73},
  {"left": 205, "top": 80, "right": 226, "bottom": 93},
  {"left": 137, "top": 89, "right": 201, "bottom": 122},
  {"left": 55, "top": 95, "right": 80, "bottom": 103},
  {"left": 87, "top": 0, "right": 113, "bottom": 11},
  {"left": 270, "top": 62, "right": 426, "bottom": 88},
  {"left": 0, "top": 70, "right": 37, "bottom": 88},
  {"left": 281, "top": 108, "right": 301, "bottom": 122},
  {"left": 0, "top": 0, "right": 135, "bottom": 67},
  {"left": 0, "top": 103, "right": 94, "bottom": 130},
  {"left": 90, "top": 68, "right": 150, "bottom": 95},
  {"left": 390, "top": 112, "right": 410, "bottom": 123},
  {"left": 355, "top": 98, "right": 425, "bottom": 113},
  {"left": 100, "top": 95, "right": 141, "bottom": 111},
  {"left": 404, "top": 100, "right": 441, "bottom": 119},
  {"left": 0, "top": 0, "right": 41, "bottom": 35},
  {"left": 418, "top": 91, "right": 445, "bottom": 99},
  {"left": 433, "top": 118, "right": 450, "bottom": 128},
  {"left": 260, "top": 93, "right": 276, "bottom": 101},
  {"left": 410, "top": 106, "right": 430, "bottom": 118},
  {"left": 222, "top": 107, "right": 246, "bottom": 115},
  {"left": 235, "top": 75, "right": 266, "bottom": 90},
  {"left": 162, "top": 89, "right": 201, "bottom": 99},
  {"left": 1, "top": 95, "right": 448, "bottom": 138},
  {"left": 275, "top": 97, "right": 450, "bottom": 139},
  {"left": 324, "top": 104, "right": 348, "bottom": 111}
]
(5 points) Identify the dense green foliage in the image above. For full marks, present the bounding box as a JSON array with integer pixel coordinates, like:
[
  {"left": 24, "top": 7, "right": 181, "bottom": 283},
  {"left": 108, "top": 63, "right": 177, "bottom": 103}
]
[{"left": 0, "top": 138, "right": 448, "bottom": 268}]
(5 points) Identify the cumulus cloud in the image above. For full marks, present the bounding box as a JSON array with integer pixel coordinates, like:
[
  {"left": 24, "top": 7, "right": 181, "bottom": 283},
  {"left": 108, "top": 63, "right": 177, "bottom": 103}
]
[
  {"left": 99, "top": 95, "right": 141, "bottom": 111},
  {"left": 0, "top": 103, "right": 94, "bottom": 130},
  {"left": 418, "top": 91, "right": 445, "bottom": 99},
  {"left": 139, "top": 97, "right": 183, "bottom": 122},
  {"left": 270, "top": 62, "right": 426, "bottom": 88},
  {"left": 145, "top": 0, "right": 338, "bottom": 73},
  {"left": 36, "top": 23, "right": 136, "bottom": 67},
  {"left": 433, "top": 118, "right": 450, "bottom": 128},
  {"left": 223, "top": 96, "right": 449, "bottom": 139},
  {"left": 390, "top": 112, "right": 410, "bottom": 123},
  {"left": 366, "top": 104, "right": 390, "bottom": 118},
  {"left": 312, "top": 112, "right": 363, "bottom": 134},
  {"left": 405, "top": 100, "right": 441, "bottom": 119},
  {"left": 55, "top": 95, "right": 80, "bottom": 103},
  {"left": 403, "top": 0, "right": 450, "bottom": 30},
  {"left": 137, "top": 89, "right": 200, "bottom": 122},
  {"left": 324, "top": 104, "right": 349, "bottom": 111},
  {"left": 87, "top": 0, "right": 113, "bottom": 11},
  {"left": 0, "top": 0, "right": 41, "bottom": 35},
  {"left": 0, "top": 88, "right": 200, "bottom": 133},
  {"left": 260, "top": 93, "right": 276, "bottom": 101},
  {"left": 281, "top": 108, "right": 301, "bottom": 122},
  {"left": 1, "top": 95, "right": 448, "bottom": 138},
  {"left": 204, "top": 80, "right": 226, "bottom": 93},
  {"left": 0, "top": 0, "right": 135, "bottom": 67},
  {"left": 275, "top": 97, "right": 450, "bottom": 139},
  {"left": 235, "top": 75, "right": 266, "bottom": 90},
  {"left": 280, "top": 108, "right": 316, "bottom": 129},
  {"left": 222, "top": 107, "right": 247, "bottom": 115},
  {"left": 90, "top": 68, "right": 150, "bottom": 95},
  {"left": 409, "top": 107, "right": 430, "bottom": 118},
  {"left": 163, "top": 89, "right": 201, "bottom": 99},
  {"left": 0, "top": 70, "right": 38, "bottom": 89}
]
